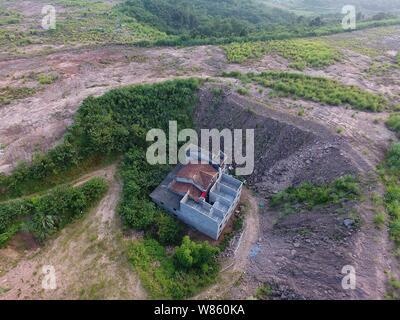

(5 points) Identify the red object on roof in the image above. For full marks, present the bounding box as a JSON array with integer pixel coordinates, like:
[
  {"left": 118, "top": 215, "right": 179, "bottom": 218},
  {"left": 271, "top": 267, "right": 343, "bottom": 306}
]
[
  {"left": 176, "top": 164, "right": 218, "bottom": 190},
  {"left": 200, "top": 192, "right": 207, "bottom": 199}
]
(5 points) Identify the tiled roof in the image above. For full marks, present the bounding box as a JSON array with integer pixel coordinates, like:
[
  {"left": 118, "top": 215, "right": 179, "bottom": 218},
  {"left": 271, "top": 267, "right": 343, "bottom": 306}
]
[
  {"left": 170, "top": 181, "right": 202, "bottom": 201},
  {"left": 176, "top": 164, "right": 218, "bottom": 190}
]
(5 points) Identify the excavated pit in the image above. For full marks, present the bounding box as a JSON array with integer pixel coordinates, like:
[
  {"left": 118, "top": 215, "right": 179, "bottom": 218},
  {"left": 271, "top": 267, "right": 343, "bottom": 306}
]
[
  {"left": 194, "top": 85, "right": 370, "bottom": 196},
  {"left": 194, "top": 84, "right": 394, "bottom": 300}
]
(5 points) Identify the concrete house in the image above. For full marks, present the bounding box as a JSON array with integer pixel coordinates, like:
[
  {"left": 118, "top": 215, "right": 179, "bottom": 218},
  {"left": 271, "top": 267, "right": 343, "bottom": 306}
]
[{"left": 150, "top": 146, "right": 242, "bottom": 240}]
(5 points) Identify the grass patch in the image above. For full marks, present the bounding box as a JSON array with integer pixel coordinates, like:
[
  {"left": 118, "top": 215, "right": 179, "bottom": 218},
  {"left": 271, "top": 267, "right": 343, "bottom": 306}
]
[
  {"left": 374, "top": 212, "right": 386, "bottom": 229},
  {"left": 223, "top": 39, "right": 341, "bottom": 68},
  {"left": 223, "top": 71, "right": 388, "bottom": 112},
  {"left": 236, "top": 87, "right": 249, "bottom": 96},
  {"left": 379, "top": 143, "right": 400, "bottom": 247},
  {"left": 37, "top": 73, "right": 59, "bottom": 85},
  {"left": 0, "top": 87, "right": 36, "bottom": 106},
  {"left": 255, "top": 283, "right": 272, "bottom": 300},
  {"left": 270, "top": 175, "right": 360, "bottom": 213},
  {"left": 386, "top": 113, "right": 400, "bottom": 136}
]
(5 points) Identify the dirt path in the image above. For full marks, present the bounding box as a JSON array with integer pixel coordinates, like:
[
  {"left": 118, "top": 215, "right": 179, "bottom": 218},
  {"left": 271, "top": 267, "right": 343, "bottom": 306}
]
[
  {"left": 194, "top": 188, "right": 260, "bottom": 300},
  {"left": 0, "top": 164, "right": 146, "bottom": 300}
]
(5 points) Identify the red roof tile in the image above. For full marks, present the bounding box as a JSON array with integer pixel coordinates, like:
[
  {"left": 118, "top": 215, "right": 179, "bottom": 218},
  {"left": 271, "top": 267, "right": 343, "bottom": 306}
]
[
  {"left": 170, "top": 181, "right": 202, "bottom": 201},
  {"left": 176, "top": 164, "right": 218, "bottom": 190}
]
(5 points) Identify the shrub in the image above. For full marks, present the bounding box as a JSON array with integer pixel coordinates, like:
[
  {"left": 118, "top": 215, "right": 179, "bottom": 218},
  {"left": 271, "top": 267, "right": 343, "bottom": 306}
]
[
  {"left": 0, "top": 178, "right": 108, "bottom": 244},
  {"left": 37, "top": 73, "right": 58, "bottom": 85},
  {"left": 374, "top": 212, "right": 386, "bottom": 228},
  {"left": 224, "top": 71, "right": 388, "bottom": 112},
  {"left": 128, "top": 238, "right": 219, "bottom": 299},
  {"left": 386, "top": 113, "right": 400, "bottom": 135},
  {"left": 223, "top": 39, "right": 341, "bottom": 68},
  {"left": 270, "top": 175, "right": 360, "bottom": 211},
  {"left": 174, "top": 236, "right": 219, "bottom": 272},
  {"left": 155, "top": 213, "right": 184, "bottom": 245},
  {"left": 386, "top": 143, "right": 400, "bottom": 172}
]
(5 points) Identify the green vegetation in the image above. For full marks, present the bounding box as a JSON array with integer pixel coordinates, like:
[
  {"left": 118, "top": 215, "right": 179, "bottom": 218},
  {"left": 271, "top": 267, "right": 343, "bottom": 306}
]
[
  {"left": 255, "top": 283, "right": 272, "bottom": 300},
  {"left": 374, "top": 212, "right": 386, "bottom": 228},
  {"left": 0, "top": 8, "right": 21, "bottom": 26},
  {"left": 223, "top": 71, "right": 388, "bottom": 111},
  {"left": 0, "top": 0, "right": 168, "bottom": 51},
  {"left": 386, "top": 113, "right": 400, "bottom": 136},
  {"left": 118, "top": 148, "right": 184, "bottom": 245},
  {"left": 380, "top": 143, "right": 400, "bottom": 246},
  {"left": 128, "top": 237, "right": 219, "bottom": 299},
  {"left": 118, "top": 0, "right": 299, "bottom": 38},
  {"left": 0, "top": 87, "right": 36, "bottom": 106},
  {"left": 386, "top": 275, "right": 400, "bottom": 299},
  {"left": 270, "top": 175, "right": 360, "bottom": 212},
  {"left": 37, "top": 73, "right": 59, "bottom": 85},
  {"left": 0, "top": 177, "right": 108, "bottom": 246},
  {"left": 223, "top": 39, "right": 341, "bottom": 68},
  {"left": 236, "top": 87, "right": 249, "bottom": 96}
]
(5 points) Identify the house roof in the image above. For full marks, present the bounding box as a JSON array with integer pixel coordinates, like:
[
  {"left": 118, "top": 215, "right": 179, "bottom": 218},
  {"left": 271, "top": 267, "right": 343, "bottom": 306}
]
[
  {"left": 176, "top": 164, "right": 218, "bottom": 190},
  {"left": 170, "top": 181, "right": 203, "bottom": 201}
]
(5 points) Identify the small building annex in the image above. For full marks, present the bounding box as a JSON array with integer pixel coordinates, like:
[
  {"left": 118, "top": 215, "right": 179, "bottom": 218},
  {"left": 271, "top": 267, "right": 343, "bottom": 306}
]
[{"left": 150, "top": 146, "right": 242, "bottom": 240}]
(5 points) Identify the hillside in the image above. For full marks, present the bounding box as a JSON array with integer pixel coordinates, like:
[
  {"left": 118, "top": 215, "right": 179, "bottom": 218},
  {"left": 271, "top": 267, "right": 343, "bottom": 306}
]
[{"left": 1, "top": 0, "right": 400, "bottom": 303}]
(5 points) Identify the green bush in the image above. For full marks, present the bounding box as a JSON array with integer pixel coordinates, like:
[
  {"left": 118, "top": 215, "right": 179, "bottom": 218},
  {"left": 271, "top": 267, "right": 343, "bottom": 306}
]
[
  {"left": 386, "top": 143, "right": 400, "bottom": 172},
  {"left": 374, "top": 212, "right": 386, "bottom": 228},
  {"left": 156, "top": 213, "right": 184, "bottom": 245},
  {"left": 174, "top": 236, "right": 219, "bottom": 272},
  {"left": 224, "top": 71, "right": 388, "bottom": 111},
  {"left": 128, "top": 238, "right": 219, "bottom": 299},
  {"left": 386, "top": 113, "right": 400, "bottom": 135},
  {"left": 0, "top": 178, "right": 108, "bottom": 244},
  {"left": 270, "top": 175, "right": 360, "bottom": 211},
  {"left": 223, "top": 39, "right": 341, "bottom": 67}
]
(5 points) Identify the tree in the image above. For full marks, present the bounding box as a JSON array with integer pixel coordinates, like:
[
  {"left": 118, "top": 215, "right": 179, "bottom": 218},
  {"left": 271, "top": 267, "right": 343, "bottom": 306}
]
[{"left": 174, "top": 236, "right": 219, "bottom": 271}]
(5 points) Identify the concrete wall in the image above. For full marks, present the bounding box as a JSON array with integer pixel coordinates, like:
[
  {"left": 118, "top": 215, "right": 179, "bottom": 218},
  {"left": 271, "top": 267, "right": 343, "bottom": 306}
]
[{"left": 179, "top": 195, "right": 219, "bottom": 239}]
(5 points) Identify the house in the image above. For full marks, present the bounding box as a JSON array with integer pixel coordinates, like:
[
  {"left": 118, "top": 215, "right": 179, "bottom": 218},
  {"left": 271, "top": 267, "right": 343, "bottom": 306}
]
[{"left": 150, "top": 145, "right": 243, "bottom": 240}]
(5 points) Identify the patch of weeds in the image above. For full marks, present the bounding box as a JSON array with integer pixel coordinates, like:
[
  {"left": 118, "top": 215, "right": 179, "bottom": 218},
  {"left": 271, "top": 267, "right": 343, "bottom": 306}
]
[
  {"left": 255, "top": 283, "right": 272, "bottom": 300},
  {"left": 336, "top": 127, "right": 344, "bottom": 134},
  {"left": 379, "top": 142, "right": 400, "bottom": 246},
  {"left": 236, "top": 87, "right": 249, "bottom": 96},
  {"left": 37, "top": 73, "right": 59, "bottom": 85},
  {"left": 0, "top": 86, "right": 36, "bottom": 106},
  {"left": 223, "top": 71, "right": 387, "bottom": 112},
  {"left": 223, "top": 39, "right": 341, "bottom": 68},
  {"left": 386, "top": 113, "right": 400, "bottom": 136},
  {"left": 374, "top": 212, "right": 386, "bottom": 229},
  {"left": 385, "top": 274, "right": 400, "bottom": 300},
  {"left": 270, "top": 175, "right": 360, "bottom": 212},
  {"left": 0, "top": 287, "right": 10, "bottom": 295}
]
